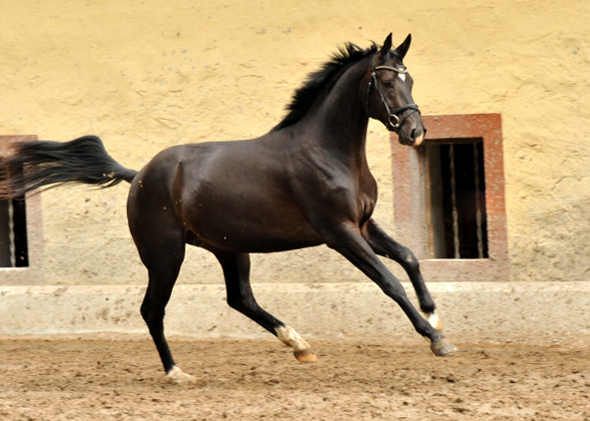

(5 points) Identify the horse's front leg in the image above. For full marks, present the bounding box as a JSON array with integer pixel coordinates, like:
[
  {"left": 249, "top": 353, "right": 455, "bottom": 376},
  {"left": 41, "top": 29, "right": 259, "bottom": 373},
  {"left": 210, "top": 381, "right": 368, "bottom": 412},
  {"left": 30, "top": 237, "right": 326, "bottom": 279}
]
[
  {"left": 361, "top": 219, "right": 443, "bottom": 332},
  {"left": 214, "top": 250, "right": 317, "bottom": 363},
  {"left": 324, "top": 225, "right": 455, "bottom": 356}
]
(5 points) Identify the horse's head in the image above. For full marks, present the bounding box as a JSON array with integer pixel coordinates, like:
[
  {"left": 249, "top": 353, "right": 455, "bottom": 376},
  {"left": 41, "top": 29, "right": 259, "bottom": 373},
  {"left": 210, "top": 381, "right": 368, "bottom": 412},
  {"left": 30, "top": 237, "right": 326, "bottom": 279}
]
[{"left": 366, "top": 33, "right": 426, "bottom": 147}]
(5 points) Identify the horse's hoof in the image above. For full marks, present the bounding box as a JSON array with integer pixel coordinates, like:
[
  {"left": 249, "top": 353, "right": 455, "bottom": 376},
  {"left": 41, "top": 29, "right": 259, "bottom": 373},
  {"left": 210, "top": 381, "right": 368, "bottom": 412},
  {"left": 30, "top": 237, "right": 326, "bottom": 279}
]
[
  {"left": 294, "top": 349, "right": 318, "bottom": 363},
  {"left": 166, "top": 366, "right": 197, "bottom": 384},
  {"left": 430, "top": 338, "right": 457, "bottom": 356}
]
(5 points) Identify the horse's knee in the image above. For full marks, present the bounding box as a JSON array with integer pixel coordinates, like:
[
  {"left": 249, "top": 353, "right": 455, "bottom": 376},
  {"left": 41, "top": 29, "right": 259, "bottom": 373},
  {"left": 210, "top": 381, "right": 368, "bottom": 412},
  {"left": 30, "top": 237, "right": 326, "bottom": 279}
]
[
  {"left": 140, "top": 300, "right": 165, "bottom": 328},
  {"left": 401, "top": 247, "right": 420, "bottom": 272},
  {"left": 226, "top": 294, "right": 246, "bottom": 313},
  {"left": 226, "top": 291, "right": 260, "bottom": 315},
  {"left": 378, "top": 276, "right": 407, "bottom": 298}
]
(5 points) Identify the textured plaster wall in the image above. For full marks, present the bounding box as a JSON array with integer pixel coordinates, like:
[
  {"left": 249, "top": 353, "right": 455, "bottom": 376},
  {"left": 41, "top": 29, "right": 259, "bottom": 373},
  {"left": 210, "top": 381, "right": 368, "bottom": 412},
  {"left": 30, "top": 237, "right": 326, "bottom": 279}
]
[{"left": 1, "top": 0, "right": 589, "bottom": 286}]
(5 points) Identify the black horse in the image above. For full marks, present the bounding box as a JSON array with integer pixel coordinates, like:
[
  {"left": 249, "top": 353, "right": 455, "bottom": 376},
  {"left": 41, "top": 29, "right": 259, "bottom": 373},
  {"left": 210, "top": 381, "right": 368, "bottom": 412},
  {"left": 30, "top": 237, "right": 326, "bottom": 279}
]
[{"left": 0, "top": 33, "right": 455, "bottom": 383}]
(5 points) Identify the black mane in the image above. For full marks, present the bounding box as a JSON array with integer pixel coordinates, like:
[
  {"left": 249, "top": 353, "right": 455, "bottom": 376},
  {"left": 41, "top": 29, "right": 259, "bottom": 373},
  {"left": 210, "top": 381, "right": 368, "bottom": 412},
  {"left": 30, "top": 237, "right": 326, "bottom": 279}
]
[{"left": 272, "top": 42, "right": 378, "bottom": 131}]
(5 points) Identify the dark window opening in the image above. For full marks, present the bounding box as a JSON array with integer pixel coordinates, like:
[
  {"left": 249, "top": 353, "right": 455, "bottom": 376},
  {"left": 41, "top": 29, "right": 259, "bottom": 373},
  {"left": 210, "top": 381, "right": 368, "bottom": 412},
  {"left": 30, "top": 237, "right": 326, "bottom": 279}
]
[
  {"left": 0, "top": 164, "right": 29, "bottom": 267},
  {"left": 425, "top": 138, "right": 488, "bottom": 259}
]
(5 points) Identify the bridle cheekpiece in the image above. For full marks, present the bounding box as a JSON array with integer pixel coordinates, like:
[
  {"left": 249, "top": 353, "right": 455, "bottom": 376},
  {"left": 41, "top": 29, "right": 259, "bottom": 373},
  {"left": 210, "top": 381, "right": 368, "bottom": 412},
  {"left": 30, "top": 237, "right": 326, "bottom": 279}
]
[{"left": 366, "top": 56, "right": 420, "bottom": 132}]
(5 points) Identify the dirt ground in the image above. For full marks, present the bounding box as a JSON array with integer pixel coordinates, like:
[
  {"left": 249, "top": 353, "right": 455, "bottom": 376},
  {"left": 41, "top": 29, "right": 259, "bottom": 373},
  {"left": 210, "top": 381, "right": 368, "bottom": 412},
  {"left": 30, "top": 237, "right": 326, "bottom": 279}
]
[{"left": 1, "top": 335, "right": 589, "bottom": 421}]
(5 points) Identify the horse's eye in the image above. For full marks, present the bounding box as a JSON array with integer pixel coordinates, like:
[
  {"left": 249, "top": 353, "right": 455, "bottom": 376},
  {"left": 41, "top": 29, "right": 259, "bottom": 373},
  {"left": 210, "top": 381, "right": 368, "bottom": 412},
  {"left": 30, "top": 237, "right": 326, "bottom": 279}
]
[{"left": 382, "top": 80, "right": 393, "bottom": 89}]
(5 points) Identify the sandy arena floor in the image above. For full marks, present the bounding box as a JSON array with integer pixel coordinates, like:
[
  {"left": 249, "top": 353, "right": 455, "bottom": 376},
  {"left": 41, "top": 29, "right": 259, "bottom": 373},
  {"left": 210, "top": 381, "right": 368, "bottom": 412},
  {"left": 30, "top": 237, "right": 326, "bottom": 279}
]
[{"left": 1, "top": 335, "right": 589, "bottom": 420}]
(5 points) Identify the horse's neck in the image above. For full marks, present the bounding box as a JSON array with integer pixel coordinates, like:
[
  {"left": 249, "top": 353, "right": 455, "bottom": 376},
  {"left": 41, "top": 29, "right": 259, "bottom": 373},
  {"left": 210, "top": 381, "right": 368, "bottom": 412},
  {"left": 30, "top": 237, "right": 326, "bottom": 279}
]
[{"left": 312, "top": 61, "right": 370, "bottom": 162}]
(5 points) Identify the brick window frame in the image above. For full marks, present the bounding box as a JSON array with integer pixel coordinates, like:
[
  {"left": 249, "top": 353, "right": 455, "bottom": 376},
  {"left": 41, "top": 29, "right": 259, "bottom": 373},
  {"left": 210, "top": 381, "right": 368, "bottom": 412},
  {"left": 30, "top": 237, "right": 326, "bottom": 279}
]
[
  {"left": 390, "top": 114, "right": 509, "bottom": 282},
  {"left": 0, "top": 135, "right": 44, "bottom": 285}
]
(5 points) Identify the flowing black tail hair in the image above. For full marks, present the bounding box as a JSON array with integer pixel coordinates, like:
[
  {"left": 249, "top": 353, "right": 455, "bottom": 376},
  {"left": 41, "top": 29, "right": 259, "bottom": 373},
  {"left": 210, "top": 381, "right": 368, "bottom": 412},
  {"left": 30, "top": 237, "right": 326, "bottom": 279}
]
[{"left": 0, "top": 135, "right": 138, "bottom": 198}]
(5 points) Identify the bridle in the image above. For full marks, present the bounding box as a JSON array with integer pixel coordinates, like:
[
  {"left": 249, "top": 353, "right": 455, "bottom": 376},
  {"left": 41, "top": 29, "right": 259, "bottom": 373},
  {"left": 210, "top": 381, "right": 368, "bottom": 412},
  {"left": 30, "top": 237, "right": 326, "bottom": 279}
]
[{"left": 366, "top": 56, "right": 420, "bottom": 132}]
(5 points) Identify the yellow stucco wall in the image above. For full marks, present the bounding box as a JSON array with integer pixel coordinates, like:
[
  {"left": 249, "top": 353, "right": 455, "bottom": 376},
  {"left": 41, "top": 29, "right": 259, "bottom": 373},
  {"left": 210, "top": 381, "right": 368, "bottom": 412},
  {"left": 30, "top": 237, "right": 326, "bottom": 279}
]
[{"left": 1, "top": 0, "right": 589, "bottom": 285}]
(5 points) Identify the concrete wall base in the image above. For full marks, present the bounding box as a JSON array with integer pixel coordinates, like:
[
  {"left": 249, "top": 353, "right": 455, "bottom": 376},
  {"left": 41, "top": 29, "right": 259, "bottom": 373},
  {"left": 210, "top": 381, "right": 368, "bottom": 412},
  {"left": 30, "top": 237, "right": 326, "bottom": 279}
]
[{"left": 1, "top": 282, "right": 589, "bottom": 344}]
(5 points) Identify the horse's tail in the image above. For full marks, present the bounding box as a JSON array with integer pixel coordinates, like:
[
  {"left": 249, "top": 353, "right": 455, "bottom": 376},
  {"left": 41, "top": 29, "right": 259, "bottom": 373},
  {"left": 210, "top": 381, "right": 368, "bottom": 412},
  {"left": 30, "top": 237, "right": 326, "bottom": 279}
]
[{"left": 0, "top": 135, "right": 138, "bottom": 198}]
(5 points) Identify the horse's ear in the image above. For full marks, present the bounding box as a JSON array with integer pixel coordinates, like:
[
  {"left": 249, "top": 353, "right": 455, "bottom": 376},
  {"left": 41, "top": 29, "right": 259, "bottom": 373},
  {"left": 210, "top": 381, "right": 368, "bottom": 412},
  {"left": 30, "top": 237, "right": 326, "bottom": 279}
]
[
  {"left": 394, "top": 34, "right": 412, "bottom": 60},
  {"left": 379, "top": 33, "right": 393, "bottom": 59}
]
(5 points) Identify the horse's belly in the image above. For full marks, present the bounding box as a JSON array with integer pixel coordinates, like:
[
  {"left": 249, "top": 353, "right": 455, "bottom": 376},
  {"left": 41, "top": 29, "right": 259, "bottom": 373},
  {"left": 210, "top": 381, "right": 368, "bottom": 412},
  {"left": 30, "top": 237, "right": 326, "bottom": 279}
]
[
  {"left": 187, "top": 223, "right": 324, "bottom": 253},
  {"left": 183, "top": 203, "right": 324, "bottom": 253}
]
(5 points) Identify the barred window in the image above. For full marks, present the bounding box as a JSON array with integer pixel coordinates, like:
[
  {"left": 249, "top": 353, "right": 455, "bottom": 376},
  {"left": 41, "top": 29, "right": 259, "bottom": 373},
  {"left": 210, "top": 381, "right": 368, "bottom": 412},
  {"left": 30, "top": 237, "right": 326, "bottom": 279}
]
[{"left": 390, "top": 114, "right": 508, "bottom": 282}]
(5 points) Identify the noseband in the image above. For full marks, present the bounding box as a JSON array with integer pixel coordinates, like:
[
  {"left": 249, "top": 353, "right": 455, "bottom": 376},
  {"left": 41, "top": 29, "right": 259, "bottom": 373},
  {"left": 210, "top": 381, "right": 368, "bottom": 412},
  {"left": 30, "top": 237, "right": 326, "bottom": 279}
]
[{"left": 366, "top": 59, "right": 420, "bottom": 132}]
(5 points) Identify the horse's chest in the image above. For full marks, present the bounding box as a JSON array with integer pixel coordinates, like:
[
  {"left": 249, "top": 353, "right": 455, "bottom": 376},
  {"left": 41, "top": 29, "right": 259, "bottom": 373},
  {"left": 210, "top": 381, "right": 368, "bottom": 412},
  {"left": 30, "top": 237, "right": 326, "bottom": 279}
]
[
  {"left": 358, "top": 173, "right": 378, "bottom": 220},
  {"left": 359, "top": 188, "right": 377, "bottom": 222}
]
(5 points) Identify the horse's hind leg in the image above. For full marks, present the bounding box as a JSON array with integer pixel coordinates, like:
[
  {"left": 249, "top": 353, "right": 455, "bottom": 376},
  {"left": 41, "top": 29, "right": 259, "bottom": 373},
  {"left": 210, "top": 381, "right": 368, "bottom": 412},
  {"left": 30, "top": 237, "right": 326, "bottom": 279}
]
[
  {"left": 132, "top": 224, "right": 195, "bottom": 383},
  {"left": 140, "top": 257, "right": 197, "bottom": 383},
  {"left": 214, "top": 250, "right": 317, "bottom": 362},
  {"left": 362, "top": 219, "right": 443, "bottom": 331}
]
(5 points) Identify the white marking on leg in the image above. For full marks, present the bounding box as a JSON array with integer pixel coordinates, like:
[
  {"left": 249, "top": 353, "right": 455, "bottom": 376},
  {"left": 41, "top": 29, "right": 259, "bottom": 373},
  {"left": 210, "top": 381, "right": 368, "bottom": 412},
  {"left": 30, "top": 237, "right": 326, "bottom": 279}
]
[
  {"left": 166, "top": 365, "right": 197, "bottom": 384},
  {"left": 275, "top": 326, "right": 317, "bottom": 362},
  {"left": 427, "top": 312, "right": 443, "bottom": 332},
  {"left": 275, "top": 325, "right": 311, "bottom": 352}
]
